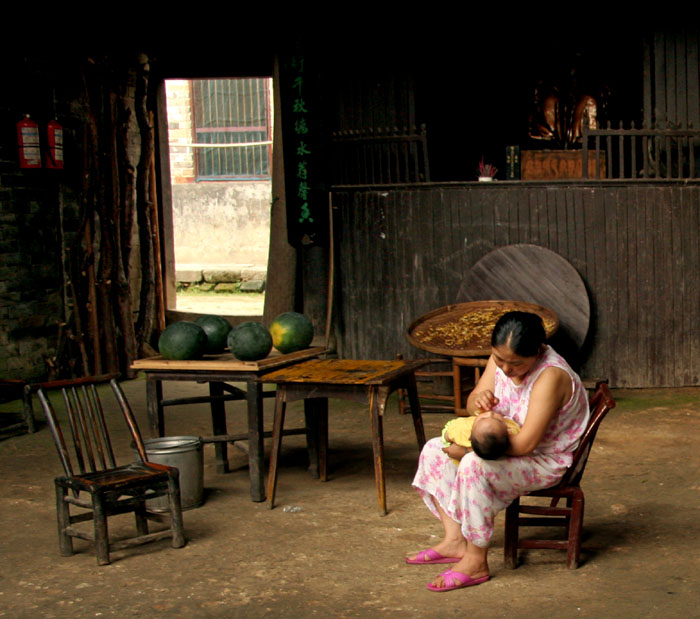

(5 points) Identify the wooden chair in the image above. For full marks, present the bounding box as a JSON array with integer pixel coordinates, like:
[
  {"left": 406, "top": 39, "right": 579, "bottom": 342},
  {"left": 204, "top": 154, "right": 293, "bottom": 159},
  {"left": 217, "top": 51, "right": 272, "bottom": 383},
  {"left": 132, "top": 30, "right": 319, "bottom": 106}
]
[
  {"left": 503, "top": 381, "right": 616, "bottom": 569},
  {"left": 37, "top": 374, "right": 185, "bottom": 565}
]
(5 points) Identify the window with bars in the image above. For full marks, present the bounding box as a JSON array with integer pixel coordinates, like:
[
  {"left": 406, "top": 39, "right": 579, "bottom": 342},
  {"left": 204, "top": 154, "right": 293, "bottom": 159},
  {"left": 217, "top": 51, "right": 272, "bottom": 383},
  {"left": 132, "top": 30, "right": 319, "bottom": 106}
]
[{"left": 192, "top": 78, "right": 272, "bottom": 180}]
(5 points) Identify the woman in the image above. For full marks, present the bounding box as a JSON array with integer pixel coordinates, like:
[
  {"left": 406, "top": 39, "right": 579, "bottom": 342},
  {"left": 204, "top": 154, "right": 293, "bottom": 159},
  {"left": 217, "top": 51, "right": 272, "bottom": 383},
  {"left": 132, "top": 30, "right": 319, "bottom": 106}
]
[{"left": 407, "top": 311, "right": 590, "bottom": 592}]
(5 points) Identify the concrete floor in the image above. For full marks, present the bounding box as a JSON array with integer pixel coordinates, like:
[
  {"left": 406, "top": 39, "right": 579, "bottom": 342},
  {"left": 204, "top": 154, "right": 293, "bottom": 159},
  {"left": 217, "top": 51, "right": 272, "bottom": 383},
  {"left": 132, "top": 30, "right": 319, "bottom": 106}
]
[{"left": 1, "top": 377, "right": 699, "bottom": 618}]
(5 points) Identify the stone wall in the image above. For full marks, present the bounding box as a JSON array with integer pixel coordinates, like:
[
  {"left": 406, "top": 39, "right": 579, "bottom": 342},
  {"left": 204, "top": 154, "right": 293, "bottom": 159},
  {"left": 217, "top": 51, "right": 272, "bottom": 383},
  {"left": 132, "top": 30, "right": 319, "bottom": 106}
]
[
  {"left": 0, "top": 173, "right": 64, "bottom": 380},
  {"left": 172, "top": 182, "right": 271, "bottom": 266}
]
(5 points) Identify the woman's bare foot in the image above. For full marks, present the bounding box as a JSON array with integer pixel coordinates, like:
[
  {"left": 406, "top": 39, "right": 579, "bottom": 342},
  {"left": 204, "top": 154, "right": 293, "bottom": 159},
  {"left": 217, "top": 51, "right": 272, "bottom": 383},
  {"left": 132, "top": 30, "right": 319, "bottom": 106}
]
[
  {"left": 407, "top": 536, "right": 468, "bottom": 562},
  {"left": 429, "top": 548, "right": 489, "bottom": 588}
]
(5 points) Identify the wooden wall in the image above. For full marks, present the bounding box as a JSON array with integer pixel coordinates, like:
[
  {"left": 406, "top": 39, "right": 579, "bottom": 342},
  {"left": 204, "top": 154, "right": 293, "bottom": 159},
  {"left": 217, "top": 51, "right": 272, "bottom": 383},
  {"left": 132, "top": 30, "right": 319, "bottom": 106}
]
[
  {"left": 332, "top": 182, "right": 700, "bottom": 388},
  {"left": 644, "top": 31, "right": 700, "bottom": 128}
]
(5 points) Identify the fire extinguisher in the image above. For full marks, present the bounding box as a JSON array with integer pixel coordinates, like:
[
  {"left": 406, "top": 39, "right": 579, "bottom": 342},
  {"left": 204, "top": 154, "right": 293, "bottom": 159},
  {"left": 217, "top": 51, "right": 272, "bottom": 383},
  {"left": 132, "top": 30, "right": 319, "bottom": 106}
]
[
  {"left": 45, "top": 119, "right": 64, "bottom": 169},
  {"left": 17, "top": 114, "right": 41, "bottom": 169}
]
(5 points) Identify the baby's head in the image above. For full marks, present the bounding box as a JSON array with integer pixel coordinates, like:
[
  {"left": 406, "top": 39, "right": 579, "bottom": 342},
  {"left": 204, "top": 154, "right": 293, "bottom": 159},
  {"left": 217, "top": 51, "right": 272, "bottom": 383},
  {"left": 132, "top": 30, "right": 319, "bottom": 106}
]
[{"left": 470, "top": 412, "right": 510, "bottom": 460}]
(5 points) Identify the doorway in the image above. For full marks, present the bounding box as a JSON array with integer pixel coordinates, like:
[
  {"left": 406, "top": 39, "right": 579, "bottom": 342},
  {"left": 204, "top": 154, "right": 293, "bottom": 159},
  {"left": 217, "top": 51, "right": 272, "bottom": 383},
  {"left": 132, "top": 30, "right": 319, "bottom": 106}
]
[{"left": 162, "top": 77, "right": 273, "bottom": 316}]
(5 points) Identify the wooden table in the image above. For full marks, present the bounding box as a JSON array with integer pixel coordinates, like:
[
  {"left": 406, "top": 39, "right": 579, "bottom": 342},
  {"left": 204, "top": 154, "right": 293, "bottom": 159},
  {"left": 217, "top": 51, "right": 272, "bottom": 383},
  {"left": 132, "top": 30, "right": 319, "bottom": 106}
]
[
  {"left": 131, "top": 347, "right": 326, "bottom": 502},
  {"left": 259, "top": 358, "right": 427, "bottom": 515}
]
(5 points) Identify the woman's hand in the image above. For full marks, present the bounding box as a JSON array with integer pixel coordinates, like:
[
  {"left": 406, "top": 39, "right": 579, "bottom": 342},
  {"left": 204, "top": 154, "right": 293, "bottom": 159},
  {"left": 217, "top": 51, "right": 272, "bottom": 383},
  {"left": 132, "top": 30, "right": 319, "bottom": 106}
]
[
  {"left": 442, "top": 443, "right": 469, "bottom": 461},
  {"left": 466, "top": 356, "right": 498, "bottom": 414},
  {"left": 472, "top": 390, "right": 500, "bottom": 412}
]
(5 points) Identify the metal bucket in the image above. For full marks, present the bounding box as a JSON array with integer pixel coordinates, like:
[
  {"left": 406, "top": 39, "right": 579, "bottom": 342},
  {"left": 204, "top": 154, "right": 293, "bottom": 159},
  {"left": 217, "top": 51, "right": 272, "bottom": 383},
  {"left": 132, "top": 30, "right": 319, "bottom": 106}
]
[{"left": 139, "top": 436, "right": 204, "bottom": 511}]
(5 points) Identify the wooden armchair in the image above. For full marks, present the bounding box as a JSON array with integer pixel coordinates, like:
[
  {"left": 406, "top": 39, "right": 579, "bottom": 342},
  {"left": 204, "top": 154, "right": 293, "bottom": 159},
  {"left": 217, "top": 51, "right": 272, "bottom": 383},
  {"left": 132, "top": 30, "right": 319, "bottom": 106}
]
[
  {"left": 504, "top": 381, "right": 616, "bottom": 569},
  {"left": 37, "top": 374, "right": 185, "bottom": 565}
]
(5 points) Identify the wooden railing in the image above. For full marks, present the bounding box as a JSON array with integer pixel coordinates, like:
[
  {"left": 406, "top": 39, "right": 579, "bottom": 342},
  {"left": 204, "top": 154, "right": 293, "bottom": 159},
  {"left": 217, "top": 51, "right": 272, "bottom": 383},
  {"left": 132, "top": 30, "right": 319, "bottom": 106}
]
[
  {"left": 331, "top": 124, "right": 430, "bottom": 185},
  {"left": 582, "top": 121, "right": 700, "bottom": 180}
]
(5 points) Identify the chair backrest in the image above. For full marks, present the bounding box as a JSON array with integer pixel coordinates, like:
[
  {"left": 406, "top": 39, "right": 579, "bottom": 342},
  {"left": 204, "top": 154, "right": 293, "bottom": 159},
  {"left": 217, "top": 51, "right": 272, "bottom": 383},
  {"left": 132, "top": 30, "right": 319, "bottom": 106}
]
[
  {"left": 557, "top": 381, "right": 616, "bottom": 488},
  {"left": 37, "top": 374, "right": 148, "bottom": 477}
]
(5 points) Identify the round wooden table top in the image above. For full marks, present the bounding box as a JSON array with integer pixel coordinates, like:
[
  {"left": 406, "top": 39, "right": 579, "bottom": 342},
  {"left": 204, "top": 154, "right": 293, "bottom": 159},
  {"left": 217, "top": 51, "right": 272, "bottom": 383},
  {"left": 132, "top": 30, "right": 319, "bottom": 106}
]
[
  {"left": 406, "top": 299, "right": 559, "bottom": 357},
  {"left": 456, "top": 244, "right": 590, "bottom": 353}
]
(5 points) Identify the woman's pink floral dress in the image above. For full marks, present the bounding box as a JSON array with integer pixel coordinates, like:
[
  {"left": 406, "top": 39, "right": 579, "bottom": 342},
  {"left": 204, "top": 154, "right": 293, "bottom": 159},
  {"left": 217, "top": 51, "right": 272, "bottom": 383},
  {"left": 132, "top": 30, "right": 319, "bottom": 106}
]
[{"left": 412, "top": 345, "right": 589, "bottom": 548}]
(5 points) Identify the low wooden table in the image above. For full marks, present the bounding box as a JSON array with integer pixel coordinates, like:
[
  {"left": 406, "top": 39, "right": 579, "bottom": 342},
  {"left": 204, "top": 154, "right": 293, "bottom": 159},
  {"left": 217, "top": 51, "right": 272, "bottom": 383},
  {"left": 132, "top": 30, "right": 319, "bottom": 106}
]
[
  {"left": 131, "top": 347, "right": 326, "bottom": 502},
  {"left": 259, "top": 358, "right": 427, "bottom": 515}
]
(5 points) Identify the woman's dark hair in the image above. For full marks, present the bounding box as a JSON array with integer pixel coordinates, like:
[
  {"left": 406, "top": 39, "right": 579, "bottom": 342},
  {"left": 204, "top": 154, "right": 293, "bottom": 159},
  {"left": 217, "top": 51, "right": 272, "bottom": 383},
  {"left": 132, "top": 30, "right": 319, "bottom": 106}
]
[
  {"left": 491, "top": 311, "right": 546, "bottom": 358},
  {"left": 471, "top": 428, "right": 509, "bottom": 460}
]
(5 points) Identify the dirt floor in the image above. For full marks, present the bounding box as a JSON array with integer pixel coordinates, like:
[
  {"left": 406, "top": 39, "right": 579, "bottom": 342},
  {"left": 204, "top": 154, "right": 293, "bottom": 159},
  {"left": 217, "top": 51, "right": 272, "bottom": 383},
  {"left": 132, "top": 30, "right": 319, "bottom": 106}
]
[
  {"left": 175, "top": 293, "right": 264, "bottom": 316},
  {"left": 1, "top": 377, "right": 700, "bottom": 618}
]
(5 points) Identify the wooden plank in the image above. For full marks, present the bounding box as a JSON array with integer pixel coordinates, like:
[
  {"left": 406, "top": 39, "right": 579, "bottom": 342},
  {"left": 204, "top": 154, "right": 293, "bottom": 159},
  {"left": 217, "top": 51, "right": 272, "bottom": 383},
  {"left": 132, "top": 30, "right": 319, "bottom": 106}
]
[
  {"left": 684, "top": 188, "right": 700, "bottom": 383},
  {"left": 131, "top": 347, "right": 326, "bottom": 372},
  {"left": 655, "top": 32, "right": 668, "bottom": 124},
  {"left": 619, "top": 187, "right": 634, "bottom": 387},
  {"left": 632, "top": 185, "right": 649, "bottom": 387},
  {"left": 662, "top": 186, "right": 675, "bottom": 385},
  {"left": 644, "top": 187, "right": 658, "bottom": 386},
  {"left": 643, "top": 36, "right": 653, "bottom": 128},
  {"left": 675, "top": 33, "right": 687, "bottom": 126},
  {"left": 259, "top": 358, "right": 426, "bottom": 386},
  {"left": 669, "top": 187, "right": 685, "bottom": 384},
  {"left": 456, "top": 243, "right": 589, "bottom": 362},
  {"left": 593, "top": 189, "right": 612, "bottom": 380},
  {"left": 492, "top": 186, "right": 508, "bottom": 249},
  {"left": 368, "top": 190, "right": 385, "bottom": 359},
  {"left": 342, "top": 192, "right": 360, "bottom": 359},
  {"left": 603, "top": 187, "right": 619, "bottom": 385},
  {"left": 687, "top": 34, "right": 700, "bottom": 131}
]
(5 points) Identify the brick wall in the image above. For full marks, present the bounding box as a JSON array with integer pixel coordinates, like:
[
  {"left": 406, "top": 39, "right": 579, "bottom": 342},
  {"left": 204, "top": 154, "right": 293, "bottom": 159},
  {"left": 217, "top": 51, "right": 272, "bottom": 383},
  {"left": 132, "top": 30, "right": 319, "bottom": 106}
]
[{"left": 165, "top": 80, "right": 195, "bottom": 184}]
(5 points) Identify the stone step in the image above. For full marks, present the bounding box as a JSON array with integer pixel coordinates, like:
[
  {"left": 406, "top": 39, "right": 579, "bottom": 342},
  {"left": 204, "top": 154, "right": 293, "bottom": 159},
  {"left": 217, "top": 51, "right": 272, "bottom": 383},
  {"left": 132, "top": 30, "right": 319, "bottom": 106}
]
[{"left": 176, "top": 264, "right": 267, "bottom": 284}]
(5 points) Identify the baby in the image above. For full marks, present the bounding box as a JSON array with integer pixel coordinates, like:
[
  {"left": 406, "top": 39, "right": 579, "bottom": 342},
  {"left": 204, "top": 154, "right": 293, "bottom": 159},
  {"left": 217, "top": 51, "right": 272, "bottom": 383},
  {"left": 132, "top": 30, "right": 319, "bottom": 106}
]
[{"left": 441, "top": 412, "right": 520, "bottom": 463}]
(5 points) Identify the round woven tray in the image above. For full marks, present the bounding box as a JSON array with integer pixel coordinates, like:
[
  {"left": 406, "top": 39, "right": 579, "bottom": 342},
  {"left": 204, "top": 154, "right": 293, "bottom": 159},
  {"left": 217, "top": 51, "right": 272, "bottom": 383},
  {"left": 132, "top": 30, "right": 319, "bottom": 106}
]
[{"left": 406, "top": 300, "right": 559, "bottom": 357}]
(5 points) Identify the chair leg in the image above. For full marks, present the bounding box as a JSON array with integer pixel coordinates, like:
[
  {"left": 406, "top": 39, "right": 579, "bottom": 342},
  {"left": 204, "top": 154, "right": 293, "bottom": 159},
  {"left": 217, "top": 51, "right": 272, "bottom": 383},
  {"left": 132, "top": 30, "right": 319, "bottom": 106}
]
[
  {"left": 91, "top": 493, "right": 110, "bottom": 566},
  {"left": 167, "top": 473, "right": 186, "bottom": 549},
  {"left": 369, "top": 387, "right": 387, "bottom": 516},
  {"left": 23, "top": 389, "right": 36, "bottom": 433},
  {"left": 503, "top": 498, "right": 520, "bottom": 569},
  {"left": 55, "top": 484, "right": 73, "bottom": 557},
  {"left": 134, "top": 500, "right": 149, "bottom": 537},
  {"left": 404, "top": 373, "right": 426, "bottom": 451},
  {"left": 567, "top": 492, "right": 584, "bottom": 569}
]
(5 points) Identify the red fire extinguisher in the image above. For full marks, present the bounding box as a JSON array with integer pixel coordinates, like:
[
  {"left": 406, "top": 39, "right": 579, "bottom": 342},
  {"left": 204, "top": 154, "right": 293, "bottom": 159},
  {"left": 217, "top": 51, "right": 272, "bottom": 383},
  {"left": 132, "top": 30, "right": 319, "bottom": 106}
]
[
  {"left": 45, "top": 119, "right": 64, "bottom": 169},
  {"left": 17, "top": 114, "right": 41, "bottom": 169}
]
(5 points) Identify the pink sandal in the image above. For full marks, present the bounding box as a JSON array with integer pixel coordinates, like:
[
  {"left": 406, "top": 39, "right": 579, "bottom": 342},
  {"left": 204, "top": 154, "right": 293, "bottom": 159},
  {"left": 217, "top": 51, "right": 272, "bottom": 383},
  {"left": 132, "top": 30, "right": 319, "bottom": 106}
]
[
  {"left": 405, "top": 548, "right": 460, "bottom": 565},
  {"left": 427, "top": 569, "right": 490, "bottom": 592}
]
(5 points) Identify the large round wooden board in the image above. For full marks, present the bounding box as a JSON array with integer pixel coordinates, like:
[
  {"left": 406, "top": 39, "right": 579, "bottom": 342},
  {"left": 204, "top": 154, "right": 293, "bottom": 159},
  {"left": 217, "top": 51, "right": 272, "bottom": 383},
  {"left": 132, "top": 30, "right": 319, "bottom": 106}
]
[
  {"left": 456, "top": 245, "right": 590, "bottom": 356},
  {"left": 406, "top": 300, "right": 559, "bottom": 357}
]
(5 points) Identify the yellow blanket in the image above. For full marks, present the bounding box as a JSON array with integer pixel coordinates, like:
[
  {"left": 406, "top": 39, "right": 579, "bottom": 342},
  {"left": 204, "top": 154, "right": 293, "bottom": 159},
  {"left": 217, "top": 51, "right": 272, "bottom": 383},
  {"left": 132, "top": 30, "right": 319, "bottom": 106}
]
[{"left": 441, "top": 416, "right": 520, "bottom": 463}]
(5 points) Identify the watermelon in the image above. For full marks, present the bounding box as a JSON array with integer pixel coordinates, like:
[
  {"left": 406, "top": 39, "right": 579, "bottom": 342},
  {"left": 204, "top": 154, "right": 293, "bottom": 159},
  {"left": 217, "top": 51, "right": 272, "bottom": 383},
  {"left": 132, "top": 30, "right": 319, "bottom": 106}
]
[
  {"left": 195, "top": 314, "right": 232, "bottom": 354},
  {"left": 228, "top": 322, "right": 273, "bottom": 361},
  {"left": 158, "top": 321, "right": 207, "bottom": 360},
  {"left": 269, "top": 312, "right": 314, "bottom": 354}
]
